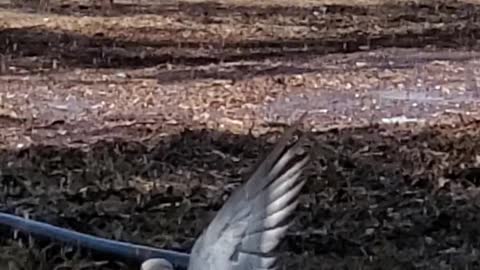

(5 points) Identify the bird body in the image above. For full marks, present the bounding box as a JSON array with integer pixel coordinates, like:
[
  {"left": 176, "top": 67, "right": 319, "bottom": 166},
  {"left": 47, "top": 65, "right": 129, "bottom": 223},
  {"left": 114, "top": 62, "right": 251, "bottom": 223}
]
[{"left": 142, "top": 259, "right": 175, "bottom": 270}]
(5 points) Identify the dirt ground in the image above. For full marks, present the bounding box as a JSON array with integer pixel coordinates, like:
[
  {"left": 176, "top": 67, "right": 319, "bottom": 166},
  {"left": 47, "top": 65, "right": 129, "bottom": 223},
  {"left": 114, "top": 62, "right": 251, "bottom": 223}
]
[{"left": 1, "top": 0, "right": 480, "bottom": 269}]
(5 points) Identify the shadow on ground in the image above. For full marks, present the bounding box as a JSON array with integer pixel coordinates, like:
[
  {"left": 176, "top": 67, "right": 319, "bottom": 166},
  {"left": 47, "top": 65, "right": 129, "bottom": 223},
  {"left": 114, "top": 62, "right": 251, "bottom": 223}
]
[
  {"left": 1, "top": 0, "right": 480, "bottom": 82},
  {"left": 1, "top": 122, "right": 480, "bottom": 269},
  {"left": 8, "top": 0, "right": 480, "bottom": 19}
]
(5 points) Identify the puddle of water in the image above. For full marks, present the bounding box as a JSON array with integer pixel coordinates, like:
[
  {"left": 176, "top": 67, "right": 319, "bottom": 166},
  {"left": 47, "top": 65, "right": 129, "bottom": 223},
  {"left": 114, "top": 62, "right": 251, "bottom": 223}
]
[
  {"left": 377, "top": 89, "right": 480, "bottom": 104},
  {"left": 263, "top": 87, "right": 480, "bottom": 126},
  {"left": 37, "top": 95, "right": 101, "bottom": 122}
]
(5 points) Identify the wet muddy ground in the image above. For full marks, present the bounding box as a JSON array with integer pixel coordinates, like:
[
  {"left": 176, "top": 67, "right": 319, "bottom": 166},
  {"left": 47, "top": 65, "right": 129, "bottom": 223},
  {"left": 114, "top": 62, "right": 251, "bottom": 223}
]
[{"left": 1, "top": 0, "right": 480, "bottom": 269}]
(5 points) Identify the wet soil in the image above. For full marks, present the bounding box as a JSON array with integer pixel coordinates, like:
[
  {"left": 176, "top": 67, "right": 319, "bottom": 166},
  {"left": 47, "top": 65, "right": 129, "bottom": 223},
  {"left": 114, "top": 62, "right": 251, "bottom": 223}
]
[{"left": 1, "top": 0, "right": 480, "bottom": 269}]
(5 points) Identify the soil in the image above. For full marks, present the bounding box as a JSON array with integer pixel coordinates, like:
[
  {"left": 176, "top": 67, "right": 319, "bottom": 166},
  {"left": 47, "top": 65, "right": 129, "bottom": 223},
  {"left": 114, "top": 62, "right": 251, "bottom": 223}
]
[{"left": 1, "top": 0, "right": 480, "bottom": 269}]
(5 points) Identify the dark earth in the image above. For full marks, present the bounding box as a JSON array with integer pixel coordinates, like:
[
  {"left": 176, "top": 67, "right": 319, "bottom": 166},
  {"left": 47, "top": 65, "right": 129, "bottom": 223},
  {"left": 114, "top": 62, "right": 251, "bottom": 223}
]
[{"left": 1, "top": 0, "right": 480, "bottom": 269}]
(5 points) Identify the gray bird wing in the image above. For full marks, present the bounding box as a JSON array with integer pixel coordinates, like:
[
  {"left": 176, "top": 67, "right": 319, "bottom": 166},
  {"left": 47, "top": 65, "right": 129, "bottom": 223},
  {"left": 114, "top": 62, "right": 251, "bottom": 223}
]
[{"left": 188, "top": 114, "right": 310, "bottom": 270}]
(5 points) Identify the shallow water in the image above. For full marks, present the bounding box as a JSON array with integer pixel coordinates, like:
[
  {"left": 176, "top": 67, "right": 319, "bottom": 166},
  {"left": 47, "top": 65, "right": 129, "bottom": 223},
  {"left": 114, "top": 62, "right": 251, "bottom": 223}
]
[{"left": 264, "top": 86, "right": 480, "bottom": 126}]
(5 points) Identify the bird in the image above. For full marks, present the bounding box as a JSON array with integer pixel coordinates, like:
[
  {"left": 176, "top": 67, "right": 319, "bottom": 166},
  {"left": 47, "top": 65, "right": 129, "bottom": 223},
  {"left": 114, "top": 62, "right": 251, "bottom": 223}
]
[
  {"left": 0, "top": 113, "right": 310, "bottom": 270},
  {"left": 141, "top": 258, "right": 175, "bottom": 270}
]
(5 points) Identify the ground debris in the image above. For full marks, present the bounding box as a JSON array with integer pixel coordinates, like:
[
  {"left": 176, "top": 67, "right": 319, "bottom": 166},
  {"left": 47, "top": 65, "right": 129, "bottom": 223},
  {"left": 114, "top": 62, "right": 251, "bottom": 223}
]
[{"left": 1, "top": 0, "right": 480, "bottom": 269}]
